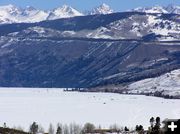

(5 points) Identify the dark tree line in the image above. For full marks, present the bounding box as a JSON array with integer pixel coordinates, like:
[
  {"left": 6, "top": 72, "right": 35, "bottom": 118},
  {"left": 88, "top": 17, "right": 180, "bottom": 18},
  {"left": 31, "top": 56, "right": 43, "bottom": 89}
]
[{"left": 2, "top": 117, "right": 165, "bottom": 134}]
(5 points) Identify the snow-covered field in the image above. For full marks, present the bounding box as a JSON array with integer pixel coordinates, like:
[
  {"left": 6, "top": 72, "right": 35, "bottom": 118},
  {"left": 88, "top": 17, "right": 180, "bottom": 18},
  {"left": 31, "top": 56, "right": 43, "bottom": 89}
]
[{"left": 0, "top": 88, "right": 180, "bottom": 131}]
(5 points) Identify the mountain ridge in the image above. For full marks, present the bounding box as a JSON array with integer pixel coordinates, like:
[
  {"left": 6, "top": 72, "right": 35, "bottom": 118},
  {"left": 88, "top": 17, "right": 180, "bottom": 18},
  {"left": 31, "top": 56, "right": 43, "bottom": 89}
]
[
  {"left": 132, "top": 5, "right": 180, "bottom": 14},
  {"left": 0, "top": 4, "right": 179, "bottom": 24},
  {"left": 0, "top": 4, "right": 113, "bottom": 24},
  {"left": 0, "top": 11, "right": 179, "bottom": 90},
  {"left": 0, "top": 11, "right": 179, "bottom": 41},
  {"left": 0, "top": 7, "right": 179, "bottom": 97}
]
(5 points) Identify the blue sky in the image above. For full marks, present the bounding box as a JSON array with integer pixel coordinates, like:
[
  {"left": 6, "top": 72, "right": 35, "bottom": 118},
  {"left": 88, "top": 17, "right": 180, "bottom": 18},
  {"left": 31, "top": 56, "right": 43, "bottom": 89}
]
[{"left": 0, "top": 0, "right": 179, "bottom": 11}]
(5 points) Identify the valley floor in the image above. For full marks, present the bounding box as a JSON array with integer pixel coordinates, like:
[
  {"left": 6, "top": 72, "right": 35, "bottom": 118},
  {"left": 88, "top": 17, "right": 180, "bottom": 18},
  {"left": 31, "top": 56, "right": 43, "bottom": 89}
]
[{"left": 0, "top": 88, "right": 180, "bottom": 131}]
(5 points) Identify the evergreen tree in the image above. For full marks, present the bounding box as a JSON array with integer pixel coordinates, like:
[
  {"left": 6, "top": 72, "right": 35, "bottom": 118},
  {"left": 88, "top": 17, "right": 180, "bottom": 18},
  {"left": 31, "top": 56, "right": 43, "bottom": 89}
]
[
  {"left": 29, "top": 122, "right": 38, "bottom": 134},
  {"left": 3, "top": 123, "right": 6, "bottom": 128},
  {"left": 82, "top": 123, "right": 95, "bottom": 133},
  {"left": 155, "top": 117, "right": 161, "bottom": 130},
  {"left": 149, "top": 117, "right": 161, "bottom": 134},
  {"left": 124, "top": 126, "right": 129, "bottom": 131},
  {"left": 136, "top": 125, "right": 144, "bottom": 134},
  {"left": 56, "top": 126, "right": 62, "bottom": 134},
  {"left": 150, "top": 117, "right": 155, "bottom": 128}
]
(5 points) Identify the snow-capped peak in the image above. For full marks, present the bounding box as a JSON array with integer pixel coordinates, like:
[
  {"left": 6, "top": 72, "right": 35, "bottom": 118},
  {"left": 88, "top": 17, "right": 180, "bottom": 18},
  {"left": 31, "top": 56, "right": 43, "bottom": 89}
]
[
  {"left": 47, "top": 5, "right": 83, "bottom": 20},
  {"left": 0, "top": 4, "right": 22, "bottom": 14},
  {"left": 147, "top": 6, "right": 168, "bottom": 13},
  {"left": 132, "top": 6, "right": 168, "bottom": 14},
  {"left": 90, "top": 3, "right": 113, "bottom": 15},
  {"left": 132, "top": 5, "right": 180, "bottom": 14},
  {"left": 54, "top": 5, "right": 79, "bottom": 14},
  {"left": 0, "top": 4, "right": 23, "bottom": 23},
  {"left": 25, "top": 6, "right": 37, "bottom": 11}
]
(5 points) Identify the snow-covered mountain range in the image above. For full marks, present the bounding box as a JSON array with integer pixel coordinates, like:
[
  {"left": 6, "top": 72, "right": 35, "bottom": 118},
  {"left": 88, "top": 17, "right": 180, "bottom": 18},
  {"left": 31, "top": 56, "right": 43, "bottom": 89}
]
[
  {"left": 0, "top": 4, "right": 49, "bottom": 23},
  {"left": 0, "top": 4, "right": 179, "bottom": 24},
  {"left": 132, "top": 5, "right": 180, "bottom": 14},
  {"left": 0, "top": 4, "right": 84, "bottom": 24},
  {"left": 0, "top": 10, "right": 179, "bottom": 89},
  {"left": 0, "top": 4, "right": 113, "bottom": 24},
  {"left": 0, "top": 4, "right": 179, "bottom": 97},
  {"left": 4, "top": 12, "right": 179, "bottom": 41}
]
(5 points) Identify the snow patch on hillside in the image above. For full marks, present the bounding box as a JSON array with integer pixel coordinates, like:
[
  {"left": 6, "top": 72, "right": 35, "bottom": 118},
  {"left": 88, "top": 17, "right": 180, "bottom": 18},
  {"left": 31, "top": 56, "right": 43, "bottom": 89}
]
[{"left": 128, "top": 69, "right": 180, "bottom": 97}]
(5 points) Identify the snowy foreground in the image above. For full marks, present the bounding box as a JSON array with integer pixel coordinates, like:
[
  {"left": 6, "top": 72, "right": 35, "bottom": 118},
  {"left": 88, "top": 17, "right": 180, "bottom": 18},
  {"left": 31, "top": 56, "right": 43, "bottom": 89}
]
[{"left": 0, "top": 88, "right": 180, "bottom": 131}]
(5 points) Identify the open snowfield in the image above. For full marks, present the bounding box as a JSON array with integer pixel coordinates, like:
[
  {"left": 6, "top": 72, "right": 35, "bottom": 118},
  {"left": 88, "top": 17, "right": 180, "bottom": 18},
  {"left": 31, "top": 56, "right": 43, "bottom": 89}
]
[{"left": 0, "top": 88, "right": 180, "bottom": 131}]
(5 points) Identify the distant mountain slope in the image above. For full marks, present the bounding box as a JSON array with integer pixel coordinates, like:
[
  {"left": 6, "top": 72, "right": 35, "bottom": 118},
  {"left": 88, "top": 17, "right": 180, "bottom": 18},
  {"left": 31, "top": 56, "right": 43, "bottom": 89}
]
[
  {"left": 0, "top": 12, "right": 179, "bottom": 41},
  {"left": 0, "top": 11, "right": 179, "bottom": 90}
]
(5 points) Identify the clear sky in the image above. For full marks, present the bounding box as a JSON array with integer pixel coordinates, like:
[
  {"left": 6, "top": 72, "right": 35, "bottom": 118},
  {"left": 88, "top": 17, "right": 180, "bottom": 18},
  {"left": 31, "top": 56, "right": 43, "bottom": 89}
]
[{"left": 0, "top": 0, "right": 179, "bottom": 11}]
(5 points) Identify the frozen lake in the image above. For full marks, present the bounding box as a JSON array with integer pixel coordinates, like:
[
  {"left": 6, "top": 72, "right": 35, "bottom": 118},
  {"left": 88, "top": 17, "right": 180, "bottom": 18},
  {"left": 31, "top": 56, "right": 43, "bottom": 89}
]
[{"left": 0, "top": 88, "right": 180, "bottom": 131}]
